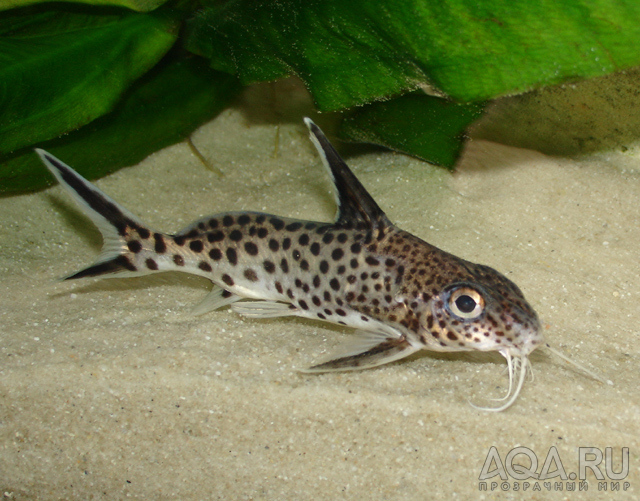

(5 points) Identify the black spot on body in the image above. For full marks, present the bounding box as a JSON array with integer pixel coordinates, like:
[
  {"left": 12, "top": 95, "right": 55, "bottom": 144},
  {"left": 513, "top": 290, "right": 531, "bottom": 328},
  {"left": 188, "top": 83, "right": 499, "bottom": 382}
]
[
  {"left": 207, "top": 231, "right": 224, "bottom": 243},
  {"left": 280, "top": 258, "right": 289, "bottom": 273},
  {"left": 269, "top": 239, "right": 279, "bottom": 252},
  {"left": 330, "top": 278, "right": 340, "bottom": 291},
  {"left": 229, "top": 230, "right": 243, "bottom": 242},
  {"left": 300, "top": 259, "right": 309, "bottom": 271},
  {"left": 173, "top": 255, "right": 184, "bottom": 266},
  {"left": 127, "top": 240, "right": 142, "bottom": 253},
  {"left": 299, "top": 300, "right": 309, "bottom": 310},
  {"left": 223, "top": 215, "right": 234, "bottom": 227},
  {"left": 257, "top": 228, "right": 268, "bottom": 238},
  {"left": 298, "top": 234, "right": 310, "bottom": 246},
  {"left": 244, "top": 242, "right": 259, "bottom": 255},
  {"left": 238, "top": 214, "right": 251, "bottom": 225},
  {"left": 283, "top": 238, "right": 291, "bottom": 251},
  {"left": 209, "top": 219, "right": 219, "bottom": 229},
  {"left": 199, "top": 262, "right": 212, "bottom": 272},
  {"left": 189, "top": 240, "right": 204, "bottom": 253},
  {"left": 222, "top": 274, "right": 234, "bottom": 286},
  {"left": 145, "top": 258, "right": 158, "bottom": 270},
  {"left": 153, "top": 233, "right": 166, "bottom": 254},
  {"left": 310, "top": 242, "right": 320, "bottom": 256},
  {"left": 337, "top": 233, "right": 348, "bottom": 243},
  {"left": 270, "top": 218, "right": 285, "bottom": 230},
  {"left": 320, "top": 261, "right": 329, "bottom": 273},
  {"left": 244, "top": 269, "right": 258, "bottom": 282},
  {"left": 209, "top": 248, "right": 222, "bottom": 260},
  {"left": 332, "top": 248, "right": 344, "bottom": 261},
  {"left": 263, "top": 260, "right": 275, "bottom": 273},
  {"left": 226, "top": 248, "right": 238, "bottom": 265},
  {"left": 286, "top": 222, "right": 303, "bottom": 231},
  {"left": 322, "top": 233, "right": 334, "bottom": 244}
]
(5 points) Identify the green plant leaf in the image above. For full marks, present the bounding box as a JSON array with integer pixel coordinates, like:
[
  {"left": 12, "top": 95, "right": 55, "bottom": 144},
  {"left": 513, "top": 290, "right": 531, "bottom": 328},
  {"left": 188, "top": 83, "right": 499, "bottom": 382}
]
[
  {"left": 339, "top": 93, "right": 485, "bottom": 169},
  {"left": 0, "top": 54, "right": 242, "bottom": 193},
  {"left": 0, "top": 0, "right": 170, "bottom": 13},
  {"left": 186, "top": 0, "right": 640, "bottom": 111},
  {"left": 0, "top": 6, "right": 179, "bottom": 157}
]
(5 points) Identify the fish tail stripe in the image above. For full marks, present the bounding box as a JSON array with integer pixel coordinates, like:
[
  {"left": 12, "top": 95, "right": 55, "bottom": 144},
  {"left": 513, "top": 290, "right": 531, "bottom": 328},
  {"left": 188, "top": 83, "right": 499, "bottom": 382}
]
[
  {"left": 37, "top": 150, "right": 145, "bottom": 235},
  {"left": 37, "top": 149, "right": 157, "bottom": 280},
  {"left": 304, "top": 118, "right": 390, "bottom": 228},
  {"left": 66, "top": 256, "right": 138, "bottom": 280}
]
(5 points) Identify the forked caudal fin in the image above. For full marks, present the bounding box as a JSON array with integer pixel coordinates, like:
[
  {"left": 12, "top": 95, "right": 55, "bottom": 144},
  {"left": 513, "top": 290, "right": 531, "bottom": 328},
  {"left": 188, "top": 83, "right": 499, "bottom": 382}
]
[
  {"left": 304, "top": 118, "right": 391, "bottom": 229},
  {"left": 37, "top": 149, "right": 158, "bottom": 280}
]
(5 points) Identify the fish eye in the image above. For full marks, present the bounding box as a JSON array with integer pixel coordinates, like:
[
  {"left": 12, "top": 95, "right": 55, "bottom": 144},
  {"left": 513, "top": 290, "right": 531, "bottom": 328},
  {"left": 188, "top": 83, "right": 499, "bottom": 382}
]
[{"left": 447, "top": 287, "right": 485, "bottom": 320}]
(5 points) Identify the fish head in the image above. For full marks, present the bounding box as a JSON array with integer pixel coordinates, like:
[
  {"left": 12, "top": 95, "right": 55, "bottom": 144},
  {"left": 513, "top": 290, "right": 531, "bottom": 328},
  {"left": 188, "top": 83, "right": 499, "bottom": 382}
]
[{"left": 419, "top": 263, "right": 542, "bottom": 357}]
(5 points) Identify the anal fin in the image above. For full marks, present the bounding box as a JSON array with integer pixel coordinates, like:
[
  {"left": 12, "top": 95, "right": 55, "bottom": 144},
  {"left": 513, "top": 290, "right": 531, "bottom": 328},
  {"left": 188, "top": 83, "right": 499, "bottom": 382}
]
[
  {"left": 231, "top": 301, "right": 297, "bottom": 319},
  {"left": 192, "top": 285, "right": 243, "bottom": 316},
  {"left": 301, "top": 330, "right": 420, "bottom": 372}
]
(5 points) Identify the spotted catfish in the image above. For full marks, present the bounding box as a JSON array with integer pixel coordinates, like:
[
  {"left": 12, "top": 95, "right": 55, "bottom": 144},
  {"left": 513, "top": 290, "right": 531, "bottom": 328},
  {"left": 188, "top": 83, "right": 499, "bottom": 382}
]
[{"left": 37, "top": 118, "right": 544, "bottom": 411}]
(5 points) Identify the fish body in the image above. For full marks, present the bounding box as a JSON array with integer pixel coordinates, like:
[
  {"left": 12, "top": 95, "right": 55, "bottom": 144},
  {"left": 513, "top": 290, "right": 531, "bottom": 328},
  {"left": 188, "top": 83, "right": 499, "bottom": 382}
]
[{"left": 38, "top": 119, "right": 543, "bottom": 410}]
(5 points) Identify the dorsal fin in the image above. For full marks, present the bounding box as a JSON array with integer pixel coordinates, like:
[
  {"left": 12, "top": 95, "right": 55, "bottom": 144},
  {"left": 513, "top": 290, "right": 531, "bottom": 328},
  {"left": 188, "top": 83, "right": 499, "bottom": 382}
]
[{"left": 304, "top": 118, "right": 391, "bottom": 228}]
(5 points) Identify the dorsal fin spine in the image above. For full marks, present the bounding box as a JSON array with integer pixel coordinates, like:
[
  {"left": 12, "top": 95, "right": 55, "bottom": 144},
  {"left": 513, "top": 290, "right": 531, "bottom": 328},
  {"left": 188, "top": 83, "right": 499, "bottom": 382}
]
[{"left": 304, "top": 118, "right": 390, "bottom": 228}]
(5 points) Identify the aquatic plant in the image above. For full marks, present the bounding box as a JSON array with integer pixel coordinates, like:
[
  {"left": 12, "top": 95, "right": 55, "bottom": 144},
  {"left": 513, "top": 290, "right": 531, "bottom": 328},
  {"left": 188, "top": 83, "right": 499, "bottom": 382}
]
[{"left": 2, "top": 0, "right": 640, "bottom": 192}]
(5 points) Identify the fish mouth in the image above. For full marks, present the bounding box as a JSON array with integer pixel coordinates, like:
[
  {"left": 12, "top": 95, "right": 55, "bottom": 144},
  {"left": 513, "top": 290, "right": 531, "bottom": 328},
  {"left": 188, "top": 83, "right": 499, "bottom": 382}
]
[{"left": 500, "top": 309, "right": 543, "bottom": 357}]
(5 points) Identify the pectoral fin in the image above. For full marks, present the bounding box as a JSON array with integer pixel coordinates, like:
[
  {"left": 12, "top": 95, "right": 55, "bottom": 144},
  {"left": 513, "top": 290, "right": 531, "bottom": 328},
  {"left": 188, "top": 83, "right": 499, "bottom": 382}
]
[{"left": 301, "top": 331, "right": 420, "bottom": 372}]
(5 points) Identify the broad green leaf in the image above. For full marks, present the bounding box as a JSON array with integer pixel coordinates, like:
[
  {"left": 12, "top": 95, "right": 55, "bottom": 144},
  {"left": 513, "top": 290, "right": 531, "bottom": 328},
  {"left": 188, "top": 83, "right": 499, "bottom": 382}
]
[
  {"left": 0, "top": 0, "right": 169, "bottom": 13},
  {"left": 186, "top": 0, "right": 640, "bottom": 111},
  {"left": 0, "top": 54, "right": 241, "bottom": 193},
  {"left": 339, "top": 93, "right": 485, "bottom": 169},
  {"left": 0, "top": 6, "right": 179, "bottom": 156}
]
